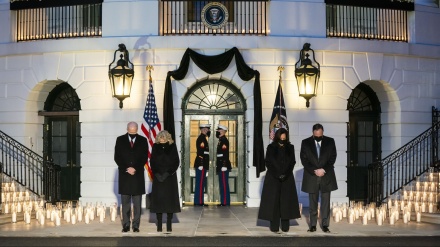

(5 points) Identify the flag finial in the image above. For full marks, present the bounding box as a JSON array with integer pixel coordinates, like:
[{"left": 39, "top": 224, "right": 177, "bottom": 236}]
[{"left": 146, "top": 65, "right": 154, "bottom": 82}]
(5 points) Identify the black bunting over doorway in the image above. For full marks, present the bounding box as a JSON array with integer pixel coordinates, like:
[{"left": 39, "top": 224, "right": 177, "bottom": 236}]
[{"left": 163, "top": 47, "right": 265, "bottom": 178}]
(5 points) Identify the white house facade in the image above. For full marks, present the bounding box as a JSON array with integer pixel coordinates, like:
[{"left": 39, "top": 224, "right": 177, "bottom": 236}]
[{"left": 0, "top": 0, "right": 439, "bottom": 208}]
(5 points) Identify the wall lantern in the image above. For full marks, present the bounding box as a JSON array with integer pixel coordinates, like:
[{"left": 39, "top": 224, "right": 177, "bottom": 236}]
[
  {"left": 108, "top": 43, "right": 134, "bottom": 109},
  {"left": 294, "top": 43, "right": 320, "bottom": 108}
]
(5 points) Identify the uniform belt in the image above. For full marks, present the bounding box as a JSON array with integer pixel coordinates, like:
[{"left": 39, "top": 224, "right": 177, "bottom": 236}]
[
  {"left": 217, "top": 154, "right": 223, "bottom": 157},
  {"left": 204, "top": 151, "right": 209, "bottom": 154}
]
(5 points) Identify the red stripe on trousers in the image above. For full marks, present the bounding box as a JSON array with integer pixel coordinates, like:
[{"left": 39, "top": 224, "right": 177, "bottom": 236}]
[
  {"left": 222, "top": 171, "right": 226, "bottom": 205},
  {"left": 200, "top": 169, "right": 205, "bottom": 204}
]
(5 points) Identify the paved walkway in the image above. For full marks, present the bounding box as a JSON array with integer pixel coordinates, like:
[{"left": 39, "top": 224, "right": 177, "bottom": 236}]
[{"left": 0, "top": 206, "right": 439, "bottom": 238}]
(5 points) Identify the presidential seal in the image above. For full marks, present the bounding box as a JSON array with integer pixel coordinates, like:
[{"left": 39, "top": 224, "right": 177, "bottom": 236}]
[{"left": 201, "top": 2, "right": 229, "bottom": 30}]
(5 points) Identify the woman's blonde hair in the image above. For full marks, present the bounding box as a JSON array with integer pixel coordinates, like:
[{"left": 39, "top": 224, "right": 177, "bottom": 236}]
[{"left": 155, "top": 130, "right": 174, "bottom": 144}]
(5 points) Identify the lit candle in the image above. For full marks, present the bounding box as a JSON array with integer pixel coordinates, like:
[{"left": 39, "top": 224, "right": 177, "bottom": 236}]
[
  {"left": 342, "top": 207, "right": 347, "bottom": 218},
  {"left": 71, "top": 214, "right": 76, "bottom": 225},
  {"left": 12, "top": 211, "right": 17, "bottom": 223},
  {"left": 85, "top": 212, "right": 90, "bottom": 224},
  {"left": 25, "top": 211, "right": 31, "bottom": 224},
  {"left": 377, "top": 211, "right": 383, "bottom": 225},
  {"left": 4, "top": 203, "right": 9, "bottom": 214},
  {"left": 111, "top": 209, "right": 116, "bottom": 222},
  {"left": 362, "top": 214, "right": 368, "bottom": 225},
  {"left": 389, "top": 213, "right": 395, "bottom": 225},
  {"left": 403, "top": 213, "right": 408, "bottom": 224},
  {"left": 40, "top": 214, "right": 45, "bottom": 225},
  {"left": 99, "top": 210, "right": 105, "bottom": 223},
  {"left": 55, "top": 215, "right": 61, "bottom": 226},
  {"left": 421, "top": 202, "right": 426, "bottom": 213},
  {"left": 90, "top": 209, "right": 95, "bottom": 221},
  {"left": 416, "top": 211, "right": 421, "bottom": 222},
  {"left": 77, "top": 209, "right": 83, "bottom": 222},
  {"left": 348, "top": 213, "right": 354, "bottom": 224},
  {"left": 46, "top": 207, "right": 51, "bottom": 219},
  {"left": 66, "top": 210, "right": 71, "bottom": 223},
  {"left": 428, "top": 203, "right": 434, "bottom": 213}
]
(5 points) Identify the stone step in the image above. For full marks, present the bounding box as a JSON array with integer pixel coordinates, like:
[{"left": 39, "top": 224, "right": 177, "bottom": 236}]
[{"left": 421, "top": 212, "right": 440, "bottom": 225}]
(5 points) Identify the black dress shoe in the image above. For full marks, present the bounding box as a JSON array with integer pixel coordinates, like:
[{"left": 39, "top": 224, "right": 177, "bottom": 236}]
[
  {"left": 133, "top": 228, "right": 139, "bottom": 232},
  {"left": 122, "top": 226, "right": 130, "bottom": 232},
  {"left": 322, "top": 226, "right": 330, "bottom": 233},
  {"left": 307, "top": 226, "right": 316, "bottom": 232}
]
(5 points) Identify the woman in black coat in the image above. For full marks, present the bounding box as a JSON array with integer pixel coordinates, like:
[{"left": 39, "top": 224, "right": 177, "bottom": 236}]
[
  {"left": 258, "top": 128, "right": 301, "bottom": 232},
  {"left": 149, "top": 130, "right": 181, "bottom": 232}
]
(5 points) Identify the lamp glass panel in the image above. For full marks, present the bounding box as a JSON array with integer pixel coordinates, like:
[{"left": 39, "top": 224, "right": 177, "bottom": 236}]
[{"left": 110, "top": 66, "right": 134, "bottom": 97}]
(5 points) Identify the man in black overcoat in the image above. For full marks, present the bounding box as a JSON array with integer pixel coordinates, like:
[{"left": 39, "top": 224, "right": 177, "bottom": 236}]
[
  {"left": 300, "top": 123, "right": 337, "bottom": 233},
  {"left": 114, "top": 121, "right": 149, "bottom": 233}
]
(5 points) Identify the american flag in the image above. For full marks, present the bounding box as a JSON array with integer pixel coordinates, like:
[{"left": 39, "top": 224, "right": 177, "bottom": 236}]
[
  {"left": 269, "top": 79, "right": 288, "bottom": 142},
  {"left": 141, "top": 69, "right": 161, "bottom": 181}
]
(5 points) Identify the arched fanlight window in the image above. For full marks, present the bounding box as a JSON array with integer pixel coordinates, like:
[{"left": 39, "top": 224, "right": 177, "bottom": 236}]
[
  {"left": 184, "top": 80, "right": 244, "bottom": 111},
  {"left": 44, "top": 83, "right": 81, "bottom": 111},
  {"left": 347, "top": 84, "right": 380, "bottom": 112}
]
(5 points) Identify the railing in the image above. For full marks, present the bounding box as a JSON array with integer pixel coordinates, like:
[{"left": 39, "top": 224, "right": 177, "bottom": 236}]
[
  {"left": 160, "top": 0, "right": 269, "bottom": 35},
  {"left": 325, "top": 0, "right": 414, "bottom": 42},
  {"left": 10, "top": 0, "right": 103, "bottom": 42},
  {"left": 368, "top": 108, "right": 440, "bottom": 204},
  {"left": 0, "top": 130, "right": 60, "bottom": 204}
]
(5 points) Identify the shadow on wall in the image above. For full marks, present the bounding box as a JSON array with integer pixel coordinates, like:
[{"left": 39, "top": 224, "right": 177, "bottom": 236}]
[
  {"left": 113, "top": 169, "right": 121, "bottom": 206},
  {"left": 295, "top": 168, "right": 309, "bottom": 207}
]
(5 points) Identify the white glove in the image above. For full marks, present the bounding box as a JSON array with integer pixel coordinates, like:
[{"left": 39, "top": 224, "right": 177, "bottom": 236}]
[
  {"left": 206, "top": 171, "right": 209, "bottom": 177},
  {"left": 221, "top": 167, "right": 227, "bottom": 172},
  {"left": 198, "top": 166, "right": 203, "bottom": 171}
]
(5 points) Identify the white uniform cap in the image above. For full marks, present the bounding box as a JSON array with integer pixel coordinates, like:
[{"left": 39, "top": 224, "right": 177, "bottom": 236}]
[
  {"left": 216, "top": 125, "right": 228, "bottom": 131},
  {"left": 199, "top": 124, "right": 211, "bottom": 129}
]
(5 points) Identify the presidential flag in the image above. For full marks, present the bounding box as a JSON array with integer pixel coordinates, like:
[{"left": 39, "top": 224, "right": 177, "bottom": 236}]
[
  {"left": 269, "top": 69, "right": 289, "bottom": 141},
  {"left": 141, "top": 67, "right": 161, "bottom": 180}
]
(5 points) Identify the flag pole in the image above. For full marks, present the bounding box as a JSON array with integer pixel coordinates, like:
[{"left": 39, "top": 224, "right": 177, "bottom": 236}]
[
  {"left": 277, "top": 66, "right": 284, "bottom": 121},
  {"left": 145, "top": 65, "right": 154, "bottom": 181},
  {"left": 146, "top": 65, "right": 154, "bottom": 142}
]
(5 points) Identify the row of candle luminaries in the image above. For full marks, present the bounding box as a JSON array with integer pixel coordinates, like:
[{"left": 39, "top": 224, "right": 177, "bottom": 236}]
[
  {"left": 397, "top": 170, "right": 439, "bottom": 203},
  {"left": 3, "top": 197, "right": 125, "bottom": 226},
  {"left": 330, "top": 197, "right": 439, "bottom": 226},
  {"left": 1, "top": 178, "right": 125, "bottom": 225},
  {"left": 329, "top": 171, "right": 439, "bottom": 225}
]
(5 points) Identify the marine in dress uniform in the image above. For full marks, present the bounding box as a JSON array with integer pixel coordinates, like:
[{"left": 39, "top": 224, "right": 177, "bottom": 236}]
[
  {"left": 215, "top": 125, "right": 232, "bottom": 206},
  {"left": 194, "top": 124, "right": 211, "bottom": 206}
]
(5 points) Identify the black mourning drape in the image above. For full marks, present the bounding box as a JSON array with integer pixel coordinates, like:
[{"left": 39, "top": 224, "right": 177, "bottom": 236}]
[{"left": 163, "top": 47, "right": 266, "bottom": 177}]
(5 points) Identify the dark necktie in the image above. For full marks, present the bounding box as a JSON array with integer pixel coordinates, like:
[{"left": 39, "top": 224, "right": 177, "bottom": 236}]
[
  {"left": 130, "top": 139, "right": 134, "bottom": 148},
  {"left": 316, "top": 142, "right": 320, "bottom": 159}
]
